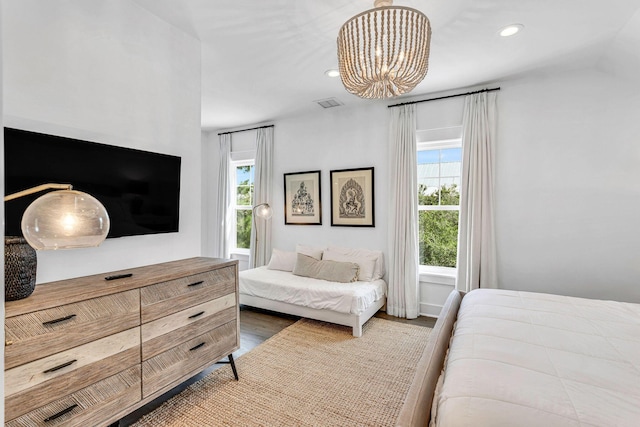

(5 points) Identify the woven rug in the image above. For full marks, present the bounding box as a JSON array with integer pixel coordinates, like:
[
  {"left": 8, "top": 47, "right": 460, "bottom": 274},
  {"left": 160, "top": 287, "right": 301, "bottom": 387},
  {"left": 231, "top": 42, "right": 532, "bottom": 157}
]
[{"left": 132, "top": 317, "right": 431, "bottom": 427}]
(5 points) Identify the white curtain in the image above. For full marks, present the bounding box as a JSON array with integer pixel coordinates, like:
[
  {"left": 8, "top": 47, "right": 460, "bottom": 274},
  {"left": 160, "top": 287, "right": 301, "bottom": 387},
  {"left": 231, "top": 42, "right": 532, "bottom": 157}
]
[
  {"left": 250, "top": 127, "right": 274, "bottom": 268},
  {"left": 216, "top": 134, "right": 232, "bottom": 259},
  {"left": 456, "top": 92, "right": 498, "bottom": 292},
  {"left": 387, "top": 105, "right": 419, "bottom": 319}
]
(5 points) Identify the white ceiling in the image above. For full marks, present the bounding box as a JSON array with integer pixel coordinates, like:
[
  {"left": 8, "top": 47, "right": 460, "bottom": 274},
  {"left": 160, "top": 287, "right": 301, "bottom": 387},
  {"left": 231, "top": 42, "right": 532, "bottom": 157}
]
[{"left": 132, "top": 0, "right": 640, "bottom": 130}]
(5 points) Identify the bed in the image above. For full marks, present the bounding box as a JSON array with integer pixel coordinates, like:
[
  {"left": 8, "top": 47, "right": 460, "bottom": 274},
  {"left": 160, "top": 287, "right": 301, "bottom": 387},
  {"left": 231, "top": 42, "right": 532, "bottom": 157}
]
[
  {"left": 397, "top": 289, "right": 640, "bottom": 427},
  {"left": 239, "top": 246, "right": 387, "bottom": 337}
]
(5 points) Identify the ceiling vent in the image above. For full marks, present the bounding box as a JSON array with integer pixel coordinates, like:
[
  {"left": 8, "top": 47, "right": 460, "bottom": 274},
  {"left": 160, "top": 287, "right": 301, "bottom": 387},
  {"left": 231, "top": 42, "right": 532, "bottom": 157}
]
[{"left": 314, "top": 98, "right": 344, "bottom": 109}]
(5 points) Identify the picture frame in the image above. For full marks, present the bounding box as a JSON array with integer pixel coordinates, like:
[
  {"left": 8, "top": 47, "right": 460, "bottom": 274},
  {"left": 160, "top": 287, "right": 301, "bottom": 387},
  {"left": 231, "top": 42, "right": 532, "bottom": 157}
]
[
  {"left": 330, "top": 167, "right": 375, "bottom": 227},
  {"left": 284, "top": 170, "right": 322, "bottom": 225}
]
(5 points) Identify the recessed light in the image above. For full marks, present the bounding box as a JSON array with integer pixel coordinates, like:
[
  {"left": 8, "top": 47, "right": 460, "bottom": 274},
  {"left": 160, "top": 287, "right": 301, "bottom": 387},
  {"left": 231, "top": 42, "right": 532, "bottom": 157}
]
[
  {"left": 499, "top": 24, "right": 524, "bottom": 37},
  {"left": 325, "top": 69, "right": 340, "bottom": 78}
]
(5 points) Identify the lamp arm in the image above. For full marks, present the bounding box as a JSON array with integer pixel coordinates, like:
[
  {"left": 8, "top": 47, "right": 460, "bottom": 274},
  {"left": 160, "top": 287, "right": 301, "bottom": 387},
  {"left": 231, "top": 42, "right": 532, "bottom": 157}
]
[
  {"left": 4, "top": 183, "right": 73, "bottom": 202},
  {"left": 252, "top": 203, "right": 268, "bottom": 213}
]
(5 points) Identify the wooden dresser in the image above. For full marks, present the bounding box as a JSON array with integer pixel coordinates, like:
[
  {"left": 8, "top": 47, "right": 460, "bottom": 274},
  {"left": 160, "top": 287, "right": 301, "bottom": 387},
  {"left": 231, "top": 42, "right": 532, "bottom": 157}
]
[{"left": 4, "top": 257, "right": 239, "bottom": 427}]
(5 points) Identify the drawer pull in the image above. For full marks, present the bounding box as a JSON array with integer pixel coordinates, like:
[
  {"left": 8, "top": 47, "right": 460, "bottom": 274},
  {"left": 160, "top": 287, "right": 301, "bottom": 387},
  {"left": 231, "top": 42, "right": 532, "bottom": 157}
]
[
  {"left": 104, "top": 273, "right": 133, "bottom": 281},
  {"left": 188, "top": 311, "right": 205, "bottom": 319},
  {"left": 44, "top": 403, "right": 78, "bottom": 422},
  {"left": 188, "top": 280, "right": 204, "bottom": 287},
  {"left": 42, "top": 314, "right": 76, "bottom": 326},
  {"left": 190, "top": 342, "right": 206, "bottom": 351},
  {"left": 43, "top": 359, "right": 77, "bottom": 374}
]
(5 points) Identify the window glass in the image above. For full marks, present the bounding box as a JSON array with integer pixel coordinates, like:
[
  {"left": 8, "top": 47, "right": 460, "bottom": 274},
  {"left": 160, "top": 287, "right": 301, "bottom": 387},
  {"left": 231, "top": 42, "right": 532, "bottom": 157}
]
[
  {"left": 236, "top": 209, "right": 252, "bottom": 250},
  {"left": 231, "top": 162, "right": 254, "bottom": 252},
  {"left": 418, "top": 210, "right": 459, "bottom": 268},
  {"left": 236, "top": 165, "right": 254, "bottom": 206},
  {"left": 418, "top": 144, "right": 461, "bottom": 268}
]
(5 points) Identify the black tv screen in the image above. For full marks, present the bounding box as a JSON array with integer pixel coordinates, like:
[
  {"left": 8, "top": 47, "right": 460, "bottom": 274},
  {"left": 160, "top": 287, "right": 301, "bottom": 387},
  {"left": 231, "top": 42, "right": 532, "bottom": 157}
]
[{"left": 4, "top": 127, "right": 181, "bottom": 239}]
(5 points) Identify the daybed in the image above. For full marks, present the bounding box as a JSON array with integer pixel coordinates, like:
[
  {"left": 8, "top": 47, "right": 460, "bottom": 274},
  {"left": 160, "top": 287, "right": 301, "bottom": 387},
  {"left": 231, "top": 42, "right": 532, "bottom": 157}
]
[
  {"left": 239, "top": 246, "right": 387, "bottom": 337},
  {"left": 397, "top": 288, "right": 640, "bottom": 427}
]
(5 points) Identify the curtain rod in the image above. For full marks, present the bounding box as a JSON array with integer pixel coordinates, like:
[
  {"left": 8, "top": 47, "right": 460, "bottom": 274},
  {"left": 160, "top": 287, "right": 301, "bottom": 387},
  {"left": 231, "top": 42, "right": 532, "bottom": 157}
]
[
  {"left": 387, "top": 87, "right": 501, "bottom": 108},
  {"left": 217, "top": 124, "right": 274, "bottom": 136}
]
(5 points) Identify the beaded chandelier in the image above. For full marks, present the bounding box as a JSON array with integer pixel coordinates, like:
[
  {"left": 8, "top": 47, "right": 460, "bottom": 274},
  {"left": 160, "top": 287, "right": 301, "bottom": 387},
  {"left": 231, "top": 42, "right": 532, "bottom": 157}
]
[{"left": 337, "top": 0, "right": 431, "bottom": 99}]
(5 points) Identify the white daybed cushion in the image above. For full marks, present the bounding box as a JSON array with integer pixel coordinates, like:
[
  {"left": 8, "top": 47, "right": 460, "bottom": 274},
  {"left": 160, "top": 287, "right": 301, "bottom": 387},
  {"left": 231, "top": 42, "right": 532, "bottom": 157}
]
[
  {"left": 434, "top": 289, "right": 640, "bottom": 427},
  {"left": 239, "top": 266, "right": 386, "bottom": 315}
]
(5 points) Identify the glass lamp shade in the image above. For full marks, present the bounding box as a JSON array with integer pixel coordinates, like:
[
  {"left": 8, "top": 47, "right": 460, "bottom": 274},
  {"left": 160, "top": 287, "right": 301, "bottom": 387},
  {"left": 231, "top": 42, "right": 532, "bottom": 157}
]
[
  {"left": 254, "top": 203, "right": 273, "bottom": 220},
  {"left": 21, "top": 190, "right": 110, "bottom": 250}
]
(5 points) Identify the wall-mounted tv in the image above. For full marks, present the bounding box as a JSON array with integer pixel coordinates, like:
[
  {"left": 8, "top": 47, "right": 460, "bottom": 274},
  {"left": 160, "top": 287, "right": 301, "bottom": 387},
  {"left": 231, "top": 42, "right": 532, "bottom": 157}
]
[{"left": 4, "top": 127, "right": 181, "bottom": 239}]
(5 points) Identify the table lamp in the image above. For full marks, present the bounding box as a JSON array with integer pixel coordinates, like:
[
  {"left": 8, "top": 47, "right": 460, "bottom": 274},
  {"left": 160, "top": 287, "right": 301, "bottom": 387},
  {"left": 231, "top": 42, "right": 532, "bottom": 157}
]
[{"left": 4, "top": 183, "right": 110, "bottom": 300}]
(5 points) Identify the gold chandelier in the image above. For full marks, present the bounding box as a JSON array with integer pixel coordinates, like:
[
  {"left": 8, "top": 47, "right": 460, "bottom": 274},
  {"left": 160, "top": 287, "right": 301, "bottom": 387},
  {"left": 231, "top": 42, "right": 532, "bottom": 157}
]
[{"left": 337, "top": 0, "right": 431, "bottom": 99}]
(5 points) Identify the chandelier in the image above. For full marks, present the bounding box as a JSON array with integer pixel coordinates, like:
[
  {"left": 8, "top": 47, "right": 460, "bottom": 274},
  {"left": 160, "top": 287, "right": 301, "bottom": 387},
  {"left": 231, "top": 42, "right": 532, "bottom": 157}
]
[{"left": 337, "top": 0, "right": 431, "bottom": 99}]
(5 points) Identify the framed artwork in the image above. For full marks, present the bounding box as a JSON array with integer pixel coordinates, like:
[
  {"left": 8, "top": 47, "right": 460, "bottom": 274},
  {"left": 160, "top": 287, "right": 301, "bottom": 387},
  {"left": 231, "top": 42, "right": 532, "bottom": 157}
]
[
  {"left": 330, "top": 167, "right": 375, "bottom": 227},
  {"left": 284, "top": 170, "right": 322, "bottom": 225}
]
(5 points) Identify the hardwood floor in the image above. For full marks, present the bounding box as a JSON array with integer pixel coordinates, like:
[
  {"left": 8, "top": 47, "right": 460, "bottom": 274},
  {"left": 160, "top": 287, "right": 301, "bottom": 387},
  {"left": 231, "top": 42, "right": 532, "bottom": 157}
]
[{"left": 117, "top": 306, "right": 435, "bottom": 426}]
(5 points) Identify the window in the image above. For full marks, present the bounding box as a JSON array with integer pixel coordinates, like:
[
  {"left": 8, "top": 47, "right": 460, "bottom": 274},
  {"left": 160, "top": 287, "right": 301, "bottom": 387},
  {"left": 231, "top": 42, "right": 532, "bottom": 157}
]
[
  {"left": 417, "top": 141, "right": 462, "bottom": 268},
  {"left": 231, "top": 161, "right": 254, "bottom": 252}
]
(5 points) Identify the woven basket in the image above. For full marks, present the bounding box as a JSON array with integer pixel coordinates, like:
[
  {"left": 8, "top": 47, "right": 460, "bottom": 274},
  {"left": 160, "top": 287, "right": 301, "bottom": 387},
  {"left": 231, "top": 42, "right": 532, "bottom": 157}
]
[{"left": 5, "top": 237, "right": 37, "bottom": 301}]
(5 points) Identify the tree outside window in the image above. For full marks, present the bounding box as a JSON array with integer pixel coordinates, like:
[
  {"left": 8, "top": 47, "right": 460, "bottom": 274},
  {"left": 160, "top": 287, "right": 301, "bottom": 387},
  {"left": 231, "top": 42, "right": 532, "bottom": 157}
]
[
  {"left": 233, "top": 163, "right": 254, "bottom": 250},
  {"left": 418, "top": 146, "right": 461, "bottom": 268}
]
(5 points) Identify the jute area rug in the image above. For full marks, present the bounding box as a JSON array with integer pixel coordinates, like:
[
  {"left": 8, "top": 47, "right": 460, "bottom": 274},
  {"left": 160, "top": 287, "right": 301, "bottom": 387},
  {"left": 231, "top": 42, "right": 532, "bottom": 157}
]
[{"left": 132, "top": 317, "right": 431, "bottom": 427}]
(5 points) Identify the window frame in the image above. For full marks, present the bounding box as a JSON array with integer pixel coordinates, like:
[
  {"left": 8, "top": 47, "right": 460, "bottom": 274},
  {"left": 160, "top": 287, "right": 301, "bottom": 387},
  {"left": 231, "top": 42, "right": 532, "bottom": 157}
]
[
  {"left": 230, "top": 159, "right": 255, "bottom": 255},
  {"left": 417, "top": 138, "right": 462, "bottom": 273}
]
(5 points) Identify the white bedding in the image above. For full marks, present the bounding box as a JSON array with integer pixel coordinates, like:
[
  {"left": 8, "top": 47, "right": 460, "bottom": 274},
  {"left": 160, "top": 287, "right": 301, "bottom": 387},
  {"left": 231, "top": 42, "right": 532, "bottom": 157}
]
[
  {"left": 239, "top": 266, "right": 386, "bottom": 315},
  {"left": 434, "top": 289, "right": 640, "bottom": 427}
]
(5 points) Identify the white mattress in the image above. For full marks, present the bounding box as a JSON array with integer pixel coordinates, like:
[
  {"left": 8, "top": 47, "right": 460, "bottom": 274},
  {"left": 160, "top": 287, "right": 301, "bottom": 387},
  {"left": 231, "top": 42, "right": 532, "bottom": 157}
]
[
  {"left": 239, "top": 266, "right": 386, "bottom": 315},
  {"left": 434, "top": 289, "right": 640, "bottom": 427}
]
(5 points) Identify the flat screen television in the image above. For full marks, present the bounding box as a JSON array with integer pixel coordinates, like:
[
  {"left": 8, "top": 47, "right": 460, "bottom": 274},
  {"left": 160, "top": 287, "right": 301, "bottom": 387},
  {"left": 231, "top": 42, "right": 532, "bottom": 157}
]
[{"left": 4, "top": 127, "right": 181, "bottom": 239}]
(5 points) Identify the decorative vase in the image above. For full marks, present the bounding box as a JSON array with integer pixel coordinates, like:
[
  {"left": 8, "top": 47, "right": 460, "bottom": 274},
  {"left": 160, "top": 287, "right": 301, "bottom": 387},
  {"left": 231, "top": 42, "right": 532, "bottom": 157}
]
[{"left": 5, "top": 236, "right": 37, "bottom": 301}]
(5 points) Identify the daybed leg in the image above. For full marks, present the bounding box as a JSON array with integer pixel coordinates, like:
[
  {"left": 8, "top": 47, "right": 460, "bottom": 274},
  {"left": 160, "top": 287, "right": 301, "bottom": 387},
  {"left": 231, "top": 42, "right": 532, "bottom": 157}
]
[{"left": 353, "top": 324, "right": 363, "bottom": 337}]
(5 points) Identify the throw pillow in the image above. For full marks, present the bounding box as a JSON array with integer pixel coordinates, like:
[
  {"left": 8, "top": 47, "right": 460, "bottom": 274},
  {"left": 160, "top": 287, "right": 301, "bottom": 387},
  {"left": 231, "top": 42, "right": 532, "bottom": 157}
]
[
  {"left": 267, "top": 249, "right": 297, "bottom": 272},
  {"left": 322, "top": 250, "right": 377, "bottom": 282},
  {"left": 327, "top": 246, "right": 385, "bottom": 279},
  {"left": 293, "top": 253, "right": 359, "bottom": 283},
  {"left": 296, "top": 244, "right": 324, "bottom": 260}
]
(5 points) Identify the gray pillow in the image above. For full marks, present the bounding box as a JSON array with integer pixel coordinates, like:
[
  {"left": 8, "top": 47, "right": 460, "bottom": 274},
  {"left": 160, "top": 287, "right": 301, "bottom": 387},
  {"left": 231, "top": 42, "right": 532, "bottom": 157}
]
[{"left": 293, "top": 253, "right": 359, "bottom": 283}]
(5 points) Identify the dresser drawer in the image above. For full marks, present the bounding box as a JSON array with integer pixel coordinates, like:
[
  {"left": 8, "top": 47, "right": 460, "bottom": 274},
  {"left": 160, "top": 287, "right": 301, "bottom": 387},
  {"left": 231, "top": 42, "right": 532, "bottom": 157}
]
[
  {"left": 5, "top": 289, "right": 140, "bottom": 369},
  {"left": 140, "top": 266, "right": 236, "bottom": 322},
  {"left": 141, "top": 293, "right": 236, "bottom": 360},
  {"left": 6, "top": 365, "right": 141, "bottom": 427},
  {"left": 5, "top": 327, "right": 141, "bottom": 421},
  {"left": 142, "top": 321, "right": 238, "bottom": 397}
]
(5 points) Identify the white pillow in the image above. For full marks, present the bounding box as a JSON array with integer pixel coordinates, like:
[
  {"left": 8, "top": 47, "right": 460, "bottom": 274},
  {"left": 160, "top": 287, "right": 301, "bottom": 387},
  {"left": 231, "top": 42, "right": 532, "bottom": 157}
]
[
  {"left": 267, "top": 249, "right": 297, "bottom": 271},
  {"left": 296, "top": 244, "right": 324, "bottom": 260},
  {"left": 322, "top": 249, "right": 377, "bottom": 282},
  {"left": 326, "top": 246, "right": 385, "bottom": 280}
]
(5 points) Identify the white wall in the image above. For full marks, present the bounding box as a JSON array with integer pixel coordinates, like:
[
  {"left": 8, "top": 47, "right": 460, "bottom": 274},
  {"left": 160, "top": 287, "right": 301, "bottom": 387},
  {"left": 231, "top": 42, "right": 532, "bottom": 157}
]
[
  {"left": 202, "top": 130, "right": 218, "bottom": 257},
  {"left": 496, "top": 67, "right": 640, "bottom": 303},
  {"left": 270, "top": 104, "right": 389, "bottom": 255},
  {"left": 3, "top": 0, "right": 202, "bottom": 283}
]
